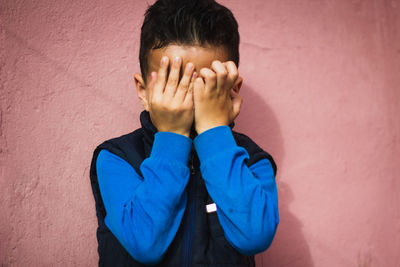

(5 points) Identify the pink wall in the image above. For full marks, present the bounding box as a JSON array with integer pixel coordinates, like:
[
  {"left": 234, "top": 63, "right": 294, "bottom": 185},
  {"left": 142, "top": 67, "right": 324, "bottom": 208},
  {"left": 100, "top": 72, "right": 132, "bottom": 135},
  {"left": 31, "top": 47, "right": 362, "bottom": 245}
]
[{"left": 1, "top": 0, "right": 399, "bottom": 266}]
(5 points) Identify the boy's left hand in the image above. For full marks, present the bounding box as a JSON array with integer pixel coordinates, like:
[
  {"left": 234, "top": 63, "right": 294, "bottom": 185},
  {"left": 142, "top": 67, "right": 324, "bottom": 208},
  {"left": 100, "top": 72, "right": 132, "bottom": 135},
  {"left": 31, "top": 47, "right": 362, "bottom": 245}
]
[{"left": 193, "top": 60, "right": 242, "bottom": 134}]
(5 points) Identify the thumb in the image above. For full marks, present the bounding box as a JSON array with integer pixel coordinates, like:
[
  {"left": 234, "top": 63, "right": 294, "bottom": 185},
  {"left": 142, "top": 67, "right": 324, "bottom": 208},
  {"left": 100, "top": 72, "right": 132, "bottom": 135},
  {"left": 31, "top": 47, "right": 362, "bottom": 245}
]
[
  {"left": 231, "top": 89, "right": 242, "bottom": 119},
  {"left": 193, "top": 77, "right": 205, "bottom": 101},
  {"left": 184, "top": 73, "right": 196, "bottom": 105}
]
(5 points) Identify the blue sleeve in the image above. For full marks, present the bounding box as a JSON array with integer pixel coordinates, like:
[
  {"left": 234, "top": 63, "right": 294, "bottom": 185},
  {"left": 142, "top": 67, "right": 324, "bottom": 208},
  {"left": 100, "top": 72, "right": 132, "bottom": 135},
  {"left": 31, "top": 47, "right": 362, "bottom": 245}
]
[
  {"left": 96, "top": 132, "right": 192, "bottom": 265},
  {"left": 193, "top": 126, "right": 279, "bottom": 255}
]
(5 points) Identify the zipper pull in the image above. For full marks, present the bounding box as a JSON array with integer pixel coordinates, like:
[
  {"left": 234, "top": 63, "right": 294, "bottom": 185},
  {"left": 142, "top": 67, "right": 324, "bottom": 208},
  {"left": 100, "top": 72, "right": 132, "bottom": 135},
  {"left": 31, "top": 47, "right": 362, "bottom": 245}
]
[{"left": 190, "top": 166, "right": 196, "bottom": 175}]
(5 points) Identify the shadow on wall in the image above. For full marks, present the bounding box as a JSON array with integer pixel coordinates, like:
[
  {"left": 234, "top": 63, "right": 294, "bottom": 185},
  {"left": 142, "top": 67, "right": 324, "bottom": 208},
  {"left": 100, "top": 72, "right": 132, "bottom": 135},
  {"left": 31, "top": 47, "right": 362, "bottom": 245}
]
[{"left": 235, "top": 85, "right": 314, "bottom": 267}]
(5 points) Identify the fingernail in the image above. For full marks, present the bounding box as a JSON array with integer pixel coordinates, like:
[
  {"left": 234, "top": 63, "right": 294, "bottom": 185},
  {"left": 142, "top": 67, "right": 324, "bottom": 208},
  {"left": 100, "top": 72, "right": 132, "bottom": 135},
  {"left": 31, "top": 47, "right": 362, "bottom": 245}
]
[
  {"left": 192, "top": 71, "right": 197, "bottom": 78},
  {"left": 161, "top": 56, "right": 168, "bottom": 65},
  {"left": 186, "top": 63, "right": 193, "bottom": 71},
  {"left": 175, "top": 56, "right": 181, "bottom": 64}
]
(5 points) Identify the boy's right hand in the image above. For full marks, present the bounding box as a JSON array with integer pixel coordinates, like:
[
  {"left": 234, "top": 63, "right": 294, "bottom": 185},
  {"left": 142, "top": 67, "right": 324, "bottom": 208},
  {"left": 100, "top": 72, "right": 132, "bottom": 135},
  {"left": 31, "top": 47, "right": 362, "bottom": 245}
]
[{"left": 147, "top": 56, "right": 195, "bottom": 138}]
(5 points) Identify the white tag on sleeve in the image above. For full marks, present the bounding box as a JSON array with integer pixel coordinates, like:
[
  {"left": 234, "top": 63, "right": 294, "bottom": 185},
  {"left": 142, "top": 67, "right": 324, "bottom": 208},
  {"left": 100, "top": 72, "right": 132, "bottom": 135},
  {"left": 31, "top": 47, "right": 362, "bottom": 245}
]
[{"left": 206, "top": 203, "right": 217, "bottom": 213}]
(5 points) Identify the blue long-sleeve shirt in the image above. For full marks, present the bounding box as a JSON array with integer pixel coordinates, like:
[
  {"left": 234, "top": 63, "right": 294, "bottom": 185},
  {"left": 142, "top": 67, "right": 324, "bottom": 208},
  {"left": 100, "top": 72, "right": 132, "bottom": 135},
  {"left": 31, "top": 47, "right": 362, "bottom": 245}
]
[{"left": 96, "top": 125, "right": 279, "bottom": 264}]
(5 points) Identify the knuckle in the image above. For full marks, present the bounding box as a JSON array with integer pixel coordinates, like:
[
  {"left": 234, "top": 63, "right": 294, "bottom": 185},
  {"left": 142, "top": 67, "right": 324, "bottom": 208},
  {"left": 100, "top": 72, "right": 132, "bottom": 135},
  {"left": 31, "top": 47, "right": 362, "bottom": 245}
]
[
  {"left": 168, "top": 76, "right": 178, "bottom": 85},
  {"left": 227, "top": 61, "right": 238, "bottom": 74},
  {"left": 230, "top": 68, "right": 238, "bottom": 77},
  {"left": 218, "top": 70, "right": 228, "bottom": 79},
  {"left": 179, "top": 83, "right": 189, "bottom": 90},
  {"left": 208, "top": 72, "right": 217, "bottom": 80},
  {"left": 227, "top": 60, "right": 236, "bottom": 66},
  {"left": 169, "top": 102, "right": 182, "bottom": 111},
  {"left": 157, "top": 71, "right": 167, "bottom": 81},
  {"left": 169, "top": 105, "right": 178, "bottom": 113},
  {"left": 212, "top": 60, "right": 221, "bottom": 66},
  {"left": 179, "top": 79, "right": 190, "bottom": 89},
  {"left": 199, "top": 68, "right": 208, "bottom": 76}
]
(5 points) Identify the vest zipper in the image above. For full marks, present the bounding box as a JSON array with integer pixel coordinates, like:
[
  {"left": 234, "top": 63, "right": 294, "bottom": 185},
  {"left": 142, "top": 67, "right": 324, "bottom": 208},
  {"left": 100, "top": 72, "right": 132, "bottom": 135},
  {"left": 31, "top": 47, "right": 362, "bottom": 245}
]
[{"left": 182, "top": 151, "right": 196, "bottom": 266}]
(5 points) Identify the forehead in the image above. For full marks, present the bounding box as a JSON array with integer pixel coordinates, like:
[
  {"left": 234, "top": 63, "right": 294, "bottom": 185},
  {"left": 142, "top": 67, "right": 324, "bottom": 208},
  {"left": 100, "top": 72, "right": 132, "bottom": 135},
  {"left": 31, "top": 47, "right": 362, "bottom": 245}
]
[{"left": 147, "top": 44, "right": 230, "bottom": 76}]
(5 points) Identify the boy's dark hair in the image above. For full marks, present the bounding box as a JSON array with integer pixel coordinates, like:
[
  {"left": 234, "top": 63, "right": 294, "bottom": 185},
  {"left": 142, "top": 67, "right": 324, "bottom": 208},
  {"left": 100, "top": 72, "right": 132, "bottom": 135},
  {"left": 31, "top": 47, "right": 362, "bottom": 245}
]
[{"left": 139, "top": 0, "right": 240, "bottom": 81}]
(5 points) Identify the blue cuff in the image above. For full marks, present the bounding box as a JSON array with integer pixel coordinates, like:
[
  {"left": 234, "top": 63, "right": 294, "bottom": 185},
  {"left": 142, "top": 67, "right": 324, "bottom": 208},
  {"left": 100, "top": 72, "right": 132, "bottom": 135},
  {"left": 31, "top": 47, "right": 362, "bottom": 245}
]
[
  {"left": 193, "top": 126, "right": 237, "bottom": 161},
  {"left": 150, "top": 132, "right": 193, "bottom": 164}
]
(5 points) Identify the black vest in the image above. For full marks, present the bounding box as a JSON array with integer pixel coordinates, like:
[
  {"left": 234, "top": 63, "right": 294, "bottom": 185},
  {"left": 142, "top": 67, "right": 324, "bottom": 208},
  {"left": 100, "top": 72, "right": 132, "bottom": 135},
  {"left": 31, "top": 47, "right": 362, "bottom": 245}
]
[{"left": 89, "top": 111, "right": 277, "bottom": 266}]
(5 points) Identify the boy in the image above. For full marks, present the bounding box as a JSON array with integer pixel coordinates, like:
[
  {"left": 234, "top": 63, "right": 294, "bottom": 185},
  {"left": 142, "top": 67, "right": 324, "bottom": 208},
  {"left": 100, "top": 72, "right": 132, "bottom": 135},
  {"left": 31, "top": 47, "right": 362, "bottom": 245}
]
[{"left": 89, "top": 0, "right": 279, "bottom": 266}]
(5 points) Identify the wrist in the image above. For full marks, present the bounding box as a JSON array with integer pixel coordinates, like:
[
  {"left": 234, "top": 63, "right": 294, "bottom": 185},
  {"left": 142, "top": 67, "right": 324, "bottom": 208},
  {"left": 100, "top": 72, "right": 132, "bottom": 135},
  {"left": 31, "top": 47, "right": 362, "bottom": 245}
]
[
  {"left": 156, "top": 126, "right": 190, "bottom": 137},
  {"left": 195, "top": 122, "right": 229, "bottom": 134},
  {"left": 173, "top": 131, "right": 190, "bottom": 138},
  {"left": 159, "top": 130, "right": 190, "bottom": 138}
]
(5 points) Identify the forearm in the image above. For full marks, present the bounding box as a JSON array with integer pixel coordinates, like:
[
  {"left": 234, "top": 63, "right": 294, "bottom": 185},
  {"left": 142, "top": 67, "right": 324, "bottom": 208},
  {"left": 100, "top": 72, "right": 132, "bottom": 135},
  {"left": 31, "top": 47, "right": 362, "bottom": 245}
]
[
  {"left": 194, "top": 126, "right": 279, "bottom": 255},
  {"left": 97, "top": 132, "right": 192, "bottom": 264}
]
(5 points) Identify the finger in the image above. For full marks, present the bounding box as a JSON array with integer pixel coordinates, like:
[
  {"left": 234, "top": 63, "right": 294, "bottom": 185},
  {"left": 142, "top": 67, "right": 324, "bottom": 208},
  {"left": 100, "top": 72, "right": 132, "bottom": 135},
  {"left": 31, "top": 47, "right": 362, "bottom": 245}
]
[
  {"left": 199, "top": 68, "right": 216, "bottom": 93},
  {"left": 211, "top": 60, "right": 228, "bottom": 91},
  {"left": 165, "top": 56, "right": 182, "bottom": 97},
  {"left": 231, "top": 89, "right": 243, "bottom": 119},
  {"left": 147, "top": 71, "right": 157, "bottom": 100},
  {"left": 224, "top": 61, "right": 239, "bottom": 89},
  {"left": 175, "top": 62, "right": 194, "bottom": 101},
  {"left": 184, "top": 71, "right": 197, "bottom": 105},
  {"left": 193, "top": 77, "right": 205, "bottom": 100},
  {"left": 154, "top": 56, "right": 169, "bottom": 95}
]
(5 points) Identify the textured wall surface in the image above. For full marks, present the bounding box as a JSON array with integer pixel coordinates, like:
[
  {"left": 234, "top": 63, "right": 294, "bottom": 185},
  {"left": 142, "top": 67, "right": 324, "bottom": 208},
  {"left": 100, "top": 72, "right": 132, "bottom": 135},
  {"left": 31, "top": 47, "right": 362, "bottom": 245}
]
[{"left": 1, "top": 0, "right": 399, "bottom": 266}]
